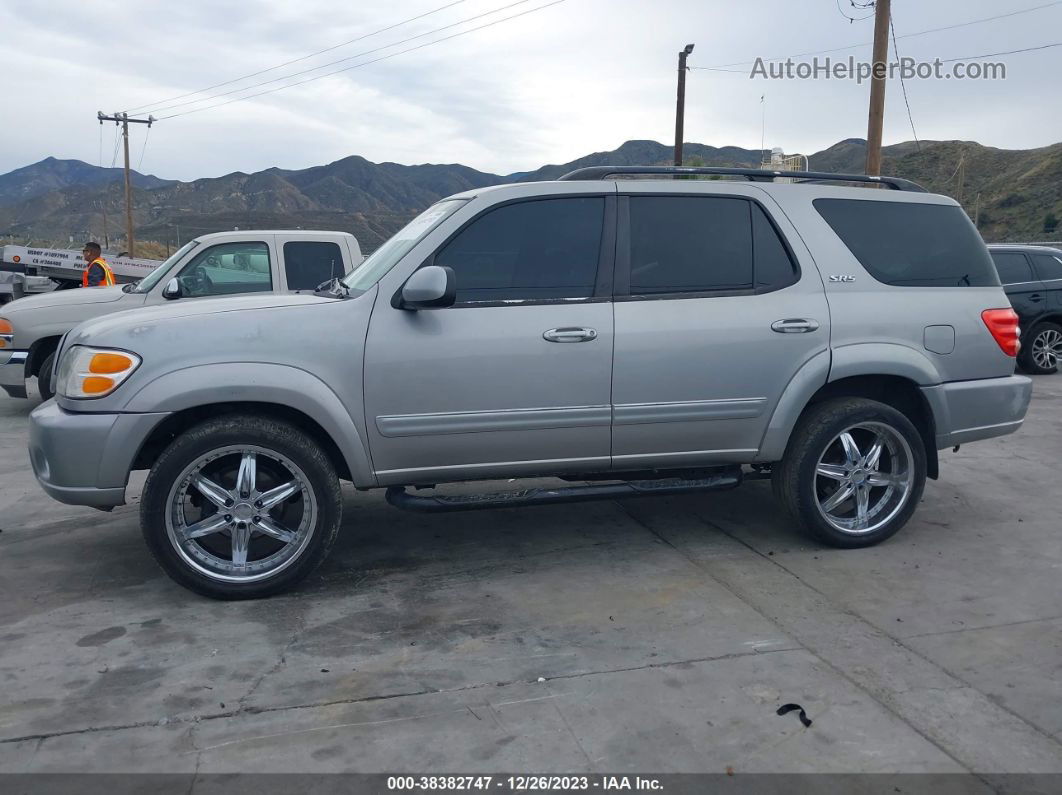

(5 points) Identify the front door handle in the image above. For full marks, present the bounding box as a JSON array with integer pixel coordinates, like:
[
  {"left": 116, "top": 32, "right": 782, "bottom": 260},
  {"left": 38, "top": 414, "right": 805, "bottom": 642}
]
[
  {"left": 543, "top": 327, "right": 598, "bottom": 343},
  {"left": 771, "top": 318, "right": 820, "bottom": 334}
]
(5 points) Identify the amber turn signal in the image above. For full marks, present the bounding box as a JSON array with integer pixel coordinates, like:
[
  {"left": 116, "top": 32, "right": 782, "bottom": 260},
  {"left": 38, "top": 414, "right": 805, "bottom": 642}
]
[
  {"left": 81, "top": 376, "right": 116, "bottom": 394},
  {"left": 89, "top": 352, "right": 135, "bottom": 374}
]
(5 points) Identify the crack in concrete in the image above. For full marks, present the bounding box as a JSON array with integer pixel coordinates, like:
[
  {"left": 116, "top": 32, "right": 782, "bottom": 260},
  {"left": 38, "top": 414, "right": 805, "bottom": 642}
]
[
  {"left": 0, "top": 645, "right": 791, "bottom": 747},
  {"left": 899, "top": 614, "right": 1062, "bottom": 641}
]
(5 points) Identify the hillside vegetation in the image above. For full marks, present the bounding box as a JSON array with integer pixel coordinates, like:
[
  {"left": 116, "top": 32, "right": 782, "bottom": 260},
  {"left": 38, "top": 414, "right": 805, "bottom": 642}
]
[{"left": 1, "top": 138, "right": 1058, "bottom": 250}]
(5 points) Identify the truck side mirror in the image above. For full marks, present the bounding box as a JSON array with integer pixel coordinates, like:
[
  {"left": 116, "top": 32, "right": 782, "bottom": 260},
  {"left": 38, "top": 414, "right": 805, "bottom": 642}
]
[
  {"left": 398, "top": 265, "right": 456, "bottom": 310},
  {"left": 162, "top": 277, "right": 183, "bottom": 300}
]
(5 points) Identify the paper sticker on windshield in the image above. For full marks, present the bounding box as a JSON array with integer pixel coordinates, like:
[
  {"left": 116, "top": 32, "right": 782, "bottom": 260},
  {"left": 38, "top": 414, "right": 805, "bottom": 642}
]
[{"left": 394, "top": 205, "right": 456, "bottom": 241}]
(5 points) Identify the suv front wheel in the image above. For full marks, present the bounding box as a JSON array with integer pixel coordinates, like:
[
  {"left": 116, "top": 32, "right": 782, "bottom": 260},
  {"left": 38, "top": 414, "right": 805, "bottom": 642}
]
[
  {"left": 773, "top": 398, "right": 927, "bottom": 548},
  {"left": 141, "top": 414, "right": 342, "bottom": 599}
]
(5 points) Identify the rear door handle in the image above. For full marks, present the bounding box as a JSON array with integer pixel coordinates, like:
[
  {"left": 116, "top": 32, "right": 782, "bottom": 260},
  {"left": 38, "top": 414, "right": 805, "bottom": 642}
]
[
  {"left": 1029, "top": 294, "right": 1043, "bottom": 303},
  {"left": 771, "top": 318, "right": 820, "bottom": 334},
  {"left": 543, "top": 327, "right": 598, "bottom": 343}
]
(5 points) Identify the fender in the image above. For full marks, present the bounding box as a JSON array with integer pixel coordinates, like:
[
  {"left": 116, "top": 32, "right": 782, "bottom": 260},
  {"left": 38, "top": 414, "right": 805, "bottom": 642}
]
[
  {"left": 756, "top": 349, "right": 830, "bottom": 462},
  {"left": 828, "top": 342, "right": 941, "bottom": 386},
  {"left": 122, "top": 362, "right": 376, "bottom": 487}
]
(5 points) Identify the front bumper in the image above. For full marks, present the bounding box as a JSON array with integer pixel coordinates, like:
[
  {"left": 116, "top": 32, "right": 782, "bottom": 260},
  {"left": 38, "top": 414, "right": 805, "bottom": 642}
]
[
  {"left": 28, "top": 400, "right": 170, "bottom": 508},
  {"left": 0, "top": 349, "right": 28, "bottom": 398},
  {"left": 922, "top": 374, "right": 1033, "bottom": 448}
]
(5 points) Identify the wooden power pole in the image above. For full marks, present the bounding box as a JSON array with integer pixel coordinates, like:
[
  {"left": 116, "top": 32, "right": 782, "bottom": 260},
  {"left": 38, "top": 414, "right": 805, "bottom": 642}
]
[
  {"left": 674, "top": 44, "right": 695, "bottom": 166},
  {"left": 97, "top": 111, "right": 154, "bottom": 257},
  {"left": 864, "top": 0, "right": 891, "bottom": 176}
]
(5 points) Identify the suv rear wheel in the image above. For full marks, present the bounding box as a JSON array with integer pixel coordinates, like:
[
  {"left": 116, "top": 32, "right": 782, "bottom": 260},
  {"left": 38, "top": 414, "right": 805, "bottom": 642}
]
[
  {"left": 141, "top": 414, "right": 342, "bottom": 599},
  {"left": 1020, "top": 321, "right": 1062, "bottom": 375},
  {"left": 773, "top": 398, "right": 927, "bottom": 548}
]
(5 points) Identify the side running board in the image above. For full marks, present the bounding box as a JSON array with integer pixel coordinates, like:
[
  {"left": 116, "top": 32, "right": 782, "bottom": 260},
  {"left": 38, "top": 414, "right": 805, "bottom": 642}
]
[{"left": 385, "top": 468, "right": 742, "bottom": 514}]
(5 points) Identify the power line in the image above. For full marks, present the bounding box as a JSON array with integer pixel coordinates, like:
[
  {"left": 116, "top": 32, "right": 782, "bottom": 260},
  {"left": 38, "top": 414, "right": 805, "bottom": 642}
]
[
  {"left": 109, "top": 125, "right": 122, "bottom": 168},
  {"left": 158, "top": 0, "right": 567, "bottom": 120},
  {"left": 938, "top": 41, "right": 1061, "bottom": 63},
  {"left": 890, "top": 12, "right": 919, "bottom": 151},
  {"left": 137, "top": 125, "right": 152, "bottom": 171},
  {"left": 836, "top": 0, "right": 876, "bottom": 23},
  {"left": 124, "top": 0, "right": 469, "bottom": 114},
  {"left": 142, "top": 0, "right": 539, "bottom": 117},
  {"left": 692, "top": 0, "right": 1062, "bottom": 69}
]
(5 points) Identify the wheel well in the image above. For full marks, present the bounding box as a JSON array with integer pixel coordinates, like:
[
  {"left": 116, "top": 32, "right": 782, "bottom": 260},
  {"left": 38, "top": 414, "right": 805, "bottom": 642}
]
[
  {"left": 1027, "top": 313, "right": 1062, "bottom": 332},
  {"left": 806, "top": 375, "right": 939, "bottom": 479},
  {"left": 132, "top": 402, "right": 353, "bottom": 482},
  {"left": 27, "top": 336, "right": 61, "bottom": 378}
]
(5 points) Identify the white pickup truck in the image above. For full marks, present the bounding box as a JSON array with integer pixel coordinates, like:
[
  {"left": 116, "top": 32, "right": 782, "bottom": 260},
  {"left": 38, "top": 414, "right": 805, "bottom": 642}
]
[{"left": 0, "top": 229, "right": 362, "bottom": 399}]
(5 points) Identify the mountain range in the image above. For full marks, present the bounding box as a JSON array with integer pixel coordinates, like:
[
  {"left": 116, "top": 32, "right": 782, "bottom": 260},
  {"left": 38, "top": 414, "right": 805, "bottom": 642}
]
[{"left": 1, "top": 138, "right": 1059, "bottom": 253}]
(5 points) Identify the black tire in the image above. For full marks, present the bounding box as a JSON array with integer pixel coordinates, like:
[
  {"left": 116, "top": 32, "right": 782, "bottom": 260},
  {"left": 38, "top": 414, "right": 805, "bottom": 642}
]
[
  {"left": 37, "top": 351, "right": 56, "bottom": 401},
  {"left": 1018, "top": 321, "right": 1062, "bottom": 375},
  {"left": 140, "top": 414, "right": 342, "bottom": 599},
  {"left": 772, "top": 397, "right": 927, "bottom": 548}
]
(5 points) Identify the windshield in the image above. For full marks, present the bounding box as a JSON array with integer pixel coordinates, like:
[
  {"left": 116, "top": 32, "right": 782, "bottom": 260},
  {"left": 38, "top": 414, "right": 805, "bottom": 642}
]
[
  {"left": 342, "top": 199, "right": 467, "bottom": 293},
  {"left": 130, "top": 240, "right": 200, "bottom": 293}
]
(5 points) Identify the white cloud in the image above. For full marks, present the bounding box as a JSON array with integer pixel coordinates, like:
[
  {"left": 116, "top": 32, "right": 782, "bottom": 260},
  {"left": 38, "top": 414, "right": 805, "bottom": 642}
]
[{"left": 2, "top": 0, "right": 1059, "bottom": 180}]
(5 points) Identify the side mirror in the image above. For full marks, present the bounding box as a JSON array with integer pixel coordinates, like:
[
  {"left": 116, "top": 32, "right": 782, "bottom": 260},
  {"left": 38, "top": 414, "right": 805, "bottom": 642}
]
[
  {"left": 398, "top": 265, "right": 456, "bottom": 310},
  {"left": 162, "top": 277, "right": 183, "bottom": 300}
]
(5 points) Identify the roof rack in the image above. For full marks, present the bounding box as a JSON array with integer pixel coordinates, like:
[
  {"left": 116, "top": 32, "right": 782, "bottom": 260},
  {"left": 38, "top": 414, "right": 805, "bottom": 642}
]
[{"left": 557, "top": 165, "right": 927, "bottom": 192}]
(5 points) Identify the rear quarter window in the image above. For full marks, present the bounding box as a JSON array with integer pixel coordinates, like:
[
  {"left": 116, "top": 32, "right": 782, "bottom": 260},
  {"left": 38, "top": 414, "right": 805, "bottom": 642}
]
[{"left": 814, "top": 198, "right": 999, "bottom": 287}]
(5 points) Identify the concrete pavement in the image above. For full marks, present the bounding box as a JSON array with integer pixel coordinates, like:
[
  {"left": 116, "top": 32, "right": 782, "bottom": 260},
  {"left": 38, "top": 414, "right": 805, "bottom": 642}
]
[{"left": 1, "top": 377, "right": 1060, "bottom": 787}]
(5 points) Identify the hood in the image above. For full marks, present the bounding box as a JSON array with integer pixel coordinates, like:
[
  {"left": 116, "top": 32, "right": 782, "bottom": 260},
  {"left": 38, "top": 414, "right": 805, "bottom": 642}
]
[
  {"left": 1, "top": 286, "right": 127, "bottom": 314},
  {"left": 68, "top": 292, "right": 339, "bottom": 344}
]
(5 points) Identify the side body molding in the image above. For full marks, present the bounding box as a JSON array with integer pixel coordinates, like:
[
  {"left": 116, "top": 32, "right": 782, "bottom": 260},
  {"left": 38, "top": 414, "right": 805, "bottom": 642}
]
[{"left": 123, "top": 362, "right": 376, "bottom": 487}]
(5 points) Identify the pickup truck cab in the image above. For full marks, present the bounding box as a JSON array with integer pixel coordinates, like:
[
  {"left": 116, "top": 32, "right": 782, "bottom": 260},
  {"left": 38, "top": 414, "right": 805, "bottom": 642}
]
[
  {"left": 27, "top": 167, "right": 1032, "bottom": 600},
  {"left": 0, "top": 230, "right": 362, "bottom": 399}
]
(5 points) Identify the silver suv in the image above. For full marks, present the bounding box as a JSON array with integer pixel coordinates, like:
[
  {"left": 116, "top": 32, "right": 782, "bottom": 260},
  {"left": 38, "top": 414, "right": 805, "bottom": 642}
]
[{"left": 27, "top": 166, "right": 1032, "bottom": 599}]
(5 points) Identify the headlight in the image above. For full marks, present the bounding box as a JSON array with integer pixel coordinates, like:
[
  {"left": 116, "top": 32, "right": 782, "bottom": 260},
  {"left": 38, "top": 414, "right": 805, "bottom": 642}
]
[
  {"left": 56, "top": 346, "right": 142, "bottom": 399},
  {"left": 0, "top": 317, "right": 12, "bottom": 349}
]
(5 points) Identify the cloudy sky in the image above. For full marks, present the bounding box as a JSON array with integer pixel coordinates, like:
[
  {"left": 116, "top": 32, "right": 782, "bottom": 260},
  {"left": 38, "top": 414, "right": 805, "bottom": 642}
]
[{"left": 3, "top": 0, "right": 1060, "bottom": 181}]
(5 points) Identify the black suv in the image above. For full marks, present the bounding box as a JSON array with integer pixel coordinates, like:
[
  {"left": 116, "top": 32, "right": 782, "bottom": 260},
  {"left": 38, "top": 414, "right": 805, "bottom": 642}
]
[{"left": 989, "top": 244, "right": 1062, "bottom": 374}]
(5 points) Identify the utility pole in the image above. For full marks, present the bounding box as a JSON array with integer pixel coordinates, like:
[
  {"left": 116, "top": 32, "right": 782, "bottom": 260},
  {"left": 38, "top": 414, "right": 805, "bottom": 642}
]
[
  {"left": 674, "top": 44, "right": 695, "bottom": 166},
  {"left": 97, "top": 111, "right": 154, "bottom": 257},
  {"left": 864, "top": 0, "right": 891, "bottom": 176}
]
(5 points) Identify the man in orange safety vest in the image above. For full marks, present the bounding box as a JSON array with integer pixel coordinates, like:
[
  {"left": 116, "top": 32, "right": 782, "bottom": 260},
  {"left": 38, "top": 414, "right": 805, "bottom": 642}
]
[{"left": 81, "top": 241, "right": 116, "bottom": 287}]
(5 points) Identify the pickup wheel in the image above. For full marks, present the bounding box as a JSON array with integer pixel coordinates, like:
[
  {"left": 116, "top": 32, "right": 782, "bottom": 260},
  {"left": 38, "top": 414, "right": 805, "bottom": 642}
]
[
  {"left": 37, "top": 351, "right": 56, "bottom": 401},
  {"left": 140, "top": 414, "right": 342, "bottom": 599},
  {"left": 1019, "top": 321, "right": 1062, "bottom": 375},
  {"left": 773, "top": 398, "right": 926, "bottom": 548}
]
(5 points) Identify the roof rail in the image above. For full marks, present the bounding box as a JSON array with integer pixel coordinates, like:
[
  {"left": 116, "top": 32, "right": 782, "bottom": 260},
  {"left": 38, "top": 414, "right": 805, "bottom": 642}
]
[{"left": 557, "top": 165, "right": 927, "bottom": 192}]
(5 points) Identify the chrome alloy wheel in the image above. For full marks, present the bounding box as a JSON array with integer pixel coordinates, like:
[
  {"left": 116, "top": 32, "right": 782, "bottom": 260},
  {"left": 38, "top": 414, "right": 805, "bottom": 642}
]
[
  {"left": 813, "top": 422, "right": 915, "bottom": 535},
  {"left": 165, "top": 445, "right": 318, "bottom": 583},
  {"left": 1032, "top": 328, "right": 1062, "bottom": 371}
]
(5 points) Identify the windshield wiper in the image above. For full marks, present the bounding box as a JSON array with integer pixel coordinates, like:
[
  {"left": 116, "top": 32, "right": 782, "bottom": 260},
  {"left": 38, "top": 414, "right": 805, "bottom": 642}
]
[{"left": 313, "top": 277, "right": 350, "bottom": 299}]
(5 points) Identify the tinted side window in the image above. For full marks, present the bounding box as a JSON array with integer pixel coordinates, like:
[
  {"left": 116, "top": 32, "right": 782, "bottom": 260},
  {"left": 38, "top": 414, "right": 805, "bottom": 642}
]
[
  {"left": 815, "top": 199, "right": 999, "bottom": 287},
  {"left": 1032, "top": 253, "right": 1062, "bottom": 282},
  {"left": 175, "top": 241, "right": 271, "bottom": 297},
  {"left": 284, "top": 241, "right": 344, "bottom": 290},
  {"left": 435, "top": 197, "right": 603, "bottom": 303},
  {"left": 628, "top": 196, "right": 752, "bottom": 294},
  {"left": 753, "top": 204, "right": 798, "bottom": 290},
  {"left": 990, "top": 252, "right": 1034, "bottom": 284}
]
